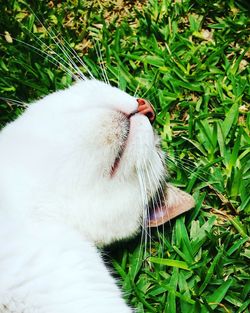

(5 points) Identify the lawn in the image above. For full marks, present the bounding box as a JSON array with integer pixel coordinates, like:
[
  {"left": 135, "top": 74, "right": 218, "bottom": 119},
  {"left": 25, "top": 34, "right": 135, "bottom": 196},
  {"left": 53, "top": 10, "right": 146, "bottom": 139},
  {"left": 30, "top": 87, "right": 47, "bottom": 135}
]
[{"left": 0, "top": 0, "right": 249, "bottom": 312}]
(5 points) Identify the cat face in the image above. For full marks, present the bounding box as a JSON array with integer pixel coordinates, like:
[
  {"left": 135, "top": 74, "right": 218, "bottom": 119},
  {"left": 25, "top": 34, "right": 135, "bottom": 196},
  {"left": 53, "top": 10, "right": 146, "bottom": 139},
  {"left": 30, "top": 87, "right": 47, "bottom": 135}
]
[
  {"left": 0, "top": 79, "right": 194, "bottom": 245},
  {"left": 0, "top": 79, "right": 165, "bottom": 245}
]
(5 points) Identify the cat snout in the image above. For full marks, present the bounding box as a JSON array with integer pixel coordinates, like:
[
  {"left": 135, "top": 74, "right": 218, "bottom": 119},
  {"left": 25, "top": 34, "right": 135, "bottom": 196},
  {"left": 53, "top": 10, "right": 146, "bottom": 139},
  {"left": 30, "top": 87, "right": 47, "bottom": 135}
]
[{"left": 128, "top": 99, "right": 155, "bottom": 123}]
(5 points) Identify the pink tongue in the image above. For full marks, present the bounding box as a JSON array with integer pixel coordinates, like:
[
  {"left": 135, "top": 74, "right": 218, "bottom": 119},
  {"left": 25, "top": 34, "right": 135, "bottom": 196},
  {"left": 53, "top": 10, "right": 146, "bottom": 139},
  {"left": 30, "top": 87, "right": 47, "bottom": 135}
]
[{"left": 148, "top": 184, "right": 195, "bottom": 227}]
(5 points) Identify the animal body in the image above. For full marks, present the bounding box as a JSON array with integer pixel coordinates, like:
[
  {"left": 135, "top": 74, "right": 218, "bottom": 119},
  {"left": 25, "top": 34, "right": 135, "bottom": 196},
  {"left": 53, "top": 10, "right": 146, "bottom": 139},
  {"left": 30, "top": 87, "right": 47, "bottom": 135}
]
[{"left": 0, "top": 79, "right": 194, "bottom": 312}]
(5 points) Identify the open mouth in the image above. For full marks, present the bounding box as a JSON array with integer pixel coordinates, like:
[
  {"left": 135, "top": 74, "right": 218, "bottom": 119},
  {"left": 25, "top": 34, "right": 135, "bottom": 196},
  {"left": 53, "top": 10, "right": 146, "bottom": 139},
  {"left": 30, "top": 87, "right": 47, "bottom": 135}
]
[{"left": 110, "top": 120, "right": 130, "bottom": 177}]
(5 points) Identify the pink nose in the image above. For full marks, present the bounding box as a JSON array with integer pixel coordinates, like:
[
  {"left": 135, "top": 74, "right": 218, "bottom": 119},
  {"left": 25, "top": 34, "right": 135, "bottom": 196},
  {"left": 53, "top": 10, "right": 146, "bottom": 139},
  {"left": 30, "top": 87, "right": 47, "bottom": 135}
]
[{"left": 137, "top": 98, "right": 155, "bottom": 123}]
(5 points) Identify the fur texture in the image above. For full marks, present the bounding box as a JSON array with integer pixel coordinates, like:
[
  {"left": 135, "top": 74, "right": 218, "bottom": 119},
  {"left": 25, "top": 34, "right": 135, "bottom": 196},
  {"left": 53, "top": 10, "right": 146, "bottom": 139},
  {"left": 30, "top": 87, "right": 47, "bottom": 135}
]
[
  {"left": 0, "top": 79, "right": 166, "bottom": 312},
  {"left": 0, "top": 215, "right": 132, "bottom": 313},
  {"left": 0, "top": 80, "right": 165, "bottom": 244}
]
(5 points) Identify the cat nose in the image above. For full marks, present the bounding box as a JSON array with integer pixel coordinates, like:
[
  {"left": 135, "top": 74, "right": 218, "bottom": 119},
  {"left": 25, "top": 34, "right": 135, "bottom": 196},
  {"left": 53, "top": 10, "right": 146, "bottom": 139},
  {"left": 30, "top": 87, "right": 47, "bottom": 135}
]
[{"left": 136, "top": 98, "right": 155, "bottom": 123}]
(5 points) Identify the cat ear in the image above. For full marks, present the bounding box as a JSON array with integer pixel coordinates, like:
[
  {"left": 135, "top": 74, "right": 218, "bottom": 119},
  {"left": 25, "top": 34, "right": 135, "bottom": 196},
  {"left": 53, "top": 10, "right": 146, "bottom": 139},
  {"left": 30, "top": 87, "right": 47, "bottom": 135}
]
[{"left": 148, "top": 183, "right": 195, "bottom": 227}]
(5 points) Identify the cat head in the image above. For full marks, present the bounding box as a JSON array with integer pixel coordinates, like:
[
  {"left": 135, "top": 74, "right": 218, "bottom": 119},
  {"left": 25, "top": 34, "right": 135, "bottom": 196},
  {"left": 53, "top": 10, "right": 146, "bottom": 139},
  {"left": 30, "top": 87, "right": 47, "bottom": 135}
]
[{"left": 1, "top": 79, "right": 194, "bottom": 245}]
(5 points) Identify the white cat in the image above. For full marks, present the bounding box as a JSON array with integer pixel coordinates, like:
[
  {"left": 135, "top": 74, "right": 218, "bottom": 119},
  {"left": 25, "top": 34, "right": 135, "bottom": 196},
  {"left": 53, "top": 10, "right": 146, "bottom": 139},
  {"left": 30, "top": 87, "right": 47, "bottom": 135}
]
[{"left": 0, "top": 79, "right": 194, "bottom": 312}]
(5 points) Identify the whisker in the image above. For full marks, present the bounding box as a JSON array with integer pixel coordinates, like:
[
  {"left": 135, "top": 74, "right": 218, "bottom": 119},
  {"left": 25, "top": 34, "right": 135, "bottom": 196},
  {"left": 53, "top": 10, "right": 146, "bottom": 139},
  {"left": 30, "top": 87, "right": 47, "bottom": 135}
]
[
  {"left": 136, "top": 159, "right": 159, "bottom": 261},
  {"left": 30, "top": 31, "right": 85, "bottom": 81},
  {"left": 148, "top": 158, "right": 170, "bottom": 242},
  {"left": 9, "top": 36, "right": 79, "bottom": 81},
  {"left": 165, "top": 151, "right": 211, "bottom": 173},
  {"left": 163, "top": 146, "right": 198, "bottom": 152},
  {"left": 41, "top": 32, "right": 87, "bottom": 81},
  {"left": 167, "top": 161, "right": 208, "bottom": 183},
  {"left": 135, "top": 165, "right": 148, "bottom": 269},
  {"left": 94, "top": 41, "right": 110, "bottom": 85},
  {"left": 138, "top": 168, "right": 150, "bottom": 259},
  {"left": 166, "top": 154, "right": 211, "bottom": 182},
  {"left": 142, "top": 167, "right": 153, "bottom": 258},
  {"left": 19, "top": 7, "right": 87, "bottom": 81},
  {"left": 49, "top": 38, "right": 87, "bottom": 80},
  {"left": 97, "top": 42, "right": 110, "bottom": 85},
  {"left": 52, "top": 35, "right": 95, "bottom": 80},
  {"left": 25, "top": 7, "right": 87, "bottom": 80},
  {"left": 142, "top": 158, "right": 164, "bottom": 258},
  {"left": 137, "top": 158, "right": 161, "bottom": 251}
]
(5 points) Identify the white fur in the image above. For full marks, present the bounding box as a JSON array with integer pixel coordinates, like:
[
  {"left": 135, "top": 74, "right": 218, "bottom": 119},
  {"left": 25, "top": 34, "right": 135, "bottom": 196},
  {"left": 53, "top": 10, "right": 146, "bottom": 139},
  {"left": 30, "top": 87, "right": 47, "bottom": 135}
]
[
  {"left": 0, "top": 80, "right": 165, "bottom": 312},
  {"left": 0, "top": 215, "right": 131, "bottom": 313}
]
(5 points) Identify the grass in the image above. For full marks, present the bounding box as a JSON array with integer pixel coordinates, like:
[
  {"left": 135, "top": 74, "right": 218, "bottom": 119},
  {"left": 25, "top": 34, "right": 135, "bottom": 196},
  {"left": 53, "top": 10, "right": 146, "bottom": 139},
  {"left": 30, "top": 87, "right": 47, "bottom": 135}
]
[{"left": 0, "top": 0, "right": 249, "bottom": 312}]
